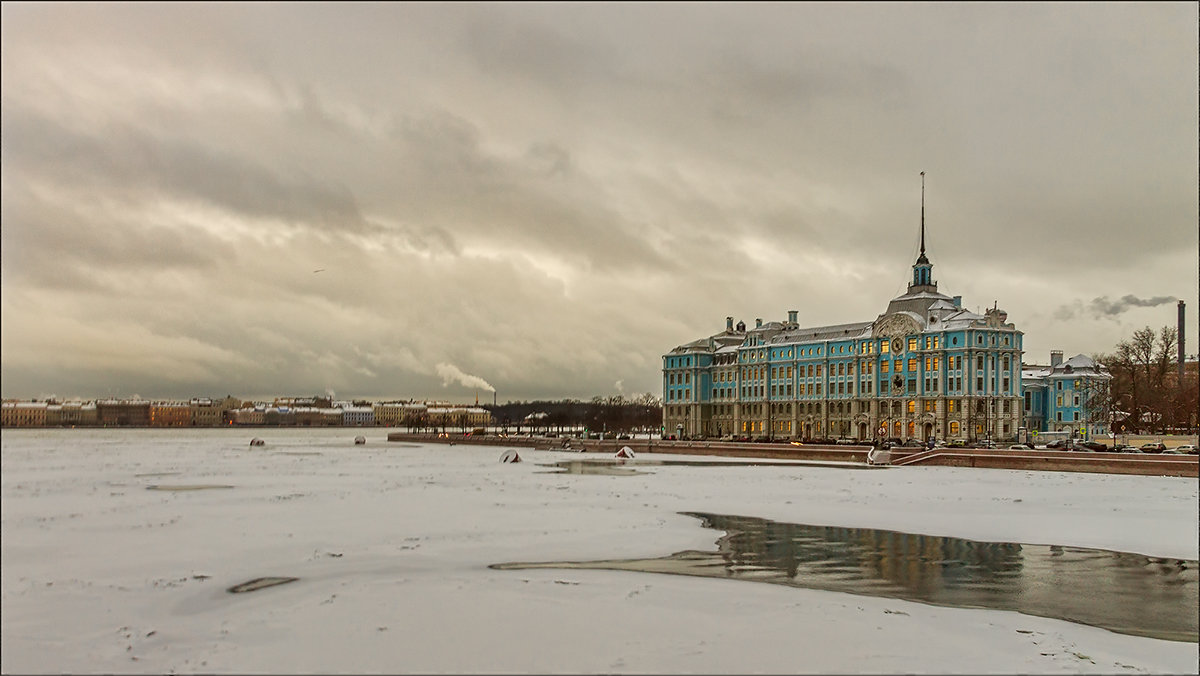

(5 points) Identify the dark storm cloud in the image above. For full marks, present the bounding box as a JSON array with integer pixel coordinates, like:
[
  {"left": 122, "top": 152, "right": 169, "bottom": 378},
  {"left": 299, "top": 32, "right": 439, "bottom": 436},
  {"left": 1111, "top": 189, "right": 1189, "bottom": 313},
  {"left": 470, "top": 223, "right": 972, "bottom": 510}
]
[
  {"left": 2, "top": 108, "right": 371, "bottom": 234},
  {"left": 381, "top": 109, "right": 670, "bottom": 273},
  {"left": 0, "top": 184, "right": 224, "bottom": 291}
]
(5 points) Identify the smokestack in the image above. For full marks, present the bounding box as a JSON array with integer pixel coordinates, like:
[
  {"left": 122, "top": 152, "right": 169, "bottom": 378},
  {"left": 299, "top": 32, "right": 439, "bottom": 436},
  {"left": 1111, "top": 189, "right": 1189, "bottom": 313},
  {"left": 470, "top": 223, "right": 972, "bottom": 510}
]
[
  {"left": 788, "top": 310, "right": 798, "bottom": 326},
  {"left": 756, "top": 318, "right": 762, "bottom": 328},
  {"left": 1179, "top": 301, "right": 1186, "bottom": 382},
  {"left": 726, "top": 316, "right": 734, "bottom": 331},
  {"left": 494, "top": 391, "right": 497, "bottom": 407},
  {"left": 1050, "top": 350, "right": 1063, "bottom": 368}
]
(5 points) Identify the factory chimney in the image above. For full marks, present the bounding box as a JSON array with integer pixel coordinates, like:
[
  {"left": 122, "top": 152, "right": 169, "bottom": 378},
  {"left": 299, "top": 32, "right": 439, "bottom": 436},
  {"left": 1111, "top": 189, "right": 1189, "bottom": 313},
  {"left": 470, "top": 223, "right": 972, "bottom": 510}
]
[{"left": 1179, "top": 301, "right": 1186, "bottom": 383}]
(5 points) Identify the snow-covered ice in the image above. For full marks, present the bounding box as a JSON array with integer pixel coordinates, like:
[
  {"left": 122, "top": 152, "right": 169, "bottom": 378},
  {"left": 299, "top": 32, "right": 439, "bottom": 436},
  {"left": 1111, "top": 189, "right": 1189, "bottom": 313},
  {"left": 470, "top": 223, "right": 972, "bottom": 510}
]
[{"left": 2, "top": 428, "right": 1197, "bottom": 674}]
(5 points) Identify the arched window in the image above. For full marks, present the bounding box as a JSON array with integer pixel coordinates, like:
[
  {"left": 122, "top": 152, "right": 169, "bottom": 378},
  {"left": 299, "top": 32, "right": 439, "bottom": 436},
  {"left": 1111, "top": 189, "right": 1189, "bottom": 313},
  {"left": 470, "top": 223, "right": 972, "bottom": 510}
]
[{"left": 950, "top": 421, "right": 960, "bottom": 435}]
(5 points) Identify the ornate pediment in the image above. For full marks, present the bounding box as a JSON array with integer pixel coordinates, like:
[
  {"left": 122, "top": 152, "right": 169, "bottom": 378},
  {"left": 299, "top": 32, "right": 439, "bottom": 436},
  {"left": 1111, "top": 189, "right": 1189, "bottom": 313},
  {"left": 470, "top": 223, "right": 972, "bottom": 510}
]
[{"left": 873, "top": 312, "right": 923, "bottom": 341}]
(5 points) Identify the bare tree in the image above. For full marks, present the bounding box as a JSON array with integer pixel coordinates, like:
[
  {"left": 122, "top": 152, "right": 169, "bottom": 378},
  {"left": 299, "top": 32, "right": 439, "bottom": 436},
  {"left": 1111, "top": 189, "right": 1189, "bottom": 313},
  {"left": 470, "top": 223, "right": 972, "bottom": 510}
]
[{"left": 1100, "top": 326, "right": 1180, "bottom": 433}]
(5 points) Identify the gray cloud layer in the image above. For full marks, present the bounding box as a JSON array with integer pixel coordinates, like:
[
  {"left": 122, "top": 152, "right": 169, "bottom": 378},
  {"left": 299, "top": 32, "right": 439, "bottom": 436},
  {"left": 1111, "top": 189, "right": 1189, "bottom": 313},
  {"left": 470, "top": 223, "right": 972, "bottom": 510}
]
[{"left": 2, "top": 3, "right": 1197, "bottom": 401}]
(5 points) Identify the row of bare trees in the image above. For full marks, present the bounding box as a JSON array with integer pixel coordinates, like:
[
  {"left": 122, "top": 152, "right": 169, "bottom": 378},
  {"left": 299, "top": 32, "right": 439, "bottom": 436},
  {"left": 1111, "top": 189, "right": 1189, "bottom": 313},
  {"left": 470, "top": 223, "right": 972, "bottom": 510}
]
[
  {"left": 487, "top": 394, "right": 663, "bottom": 436},
  {"left": 1094, "top": 326, "right": 1198, "bottom": 434}
]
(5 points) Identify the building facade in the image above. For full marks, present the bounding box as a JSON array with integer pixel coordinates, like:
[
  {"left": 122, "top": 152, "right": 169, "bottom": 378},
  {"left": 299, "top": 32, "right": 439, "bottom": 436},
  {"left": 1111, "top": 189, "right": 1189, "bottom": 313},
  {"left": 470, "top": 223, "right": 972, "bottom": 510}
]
[
  {"left": 1022, "top": 351, "right": 1111, "bottom": 439},
  {"left": 663, "top": 192, "right": 1023, "bottom": 443}
]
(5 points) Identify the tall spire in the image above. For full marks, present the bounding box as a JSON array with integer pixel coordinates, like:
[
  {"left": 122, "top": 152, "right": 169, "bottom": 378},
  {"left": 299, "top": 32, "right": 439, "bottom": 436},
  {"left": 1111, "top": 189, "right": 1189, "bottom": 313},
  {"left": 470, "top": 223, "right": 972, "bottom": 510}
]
[
  {"left": 910, "top": 171, "right": 934, "bottom": 290},
  {"left": 920, "top": 171, "right": 926, "bottom": 258}
]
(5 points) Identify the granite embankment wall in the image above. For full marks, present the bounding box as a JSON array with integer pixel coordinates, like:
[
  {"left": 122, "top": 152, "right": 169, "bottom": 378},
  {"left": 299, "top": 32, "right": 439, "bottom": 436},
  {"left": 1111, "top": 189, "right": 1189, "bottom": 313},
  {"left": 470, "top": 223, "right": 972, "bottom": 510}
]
[{"left": 386, "top": 433, "right": 1197, "bottom": 478}]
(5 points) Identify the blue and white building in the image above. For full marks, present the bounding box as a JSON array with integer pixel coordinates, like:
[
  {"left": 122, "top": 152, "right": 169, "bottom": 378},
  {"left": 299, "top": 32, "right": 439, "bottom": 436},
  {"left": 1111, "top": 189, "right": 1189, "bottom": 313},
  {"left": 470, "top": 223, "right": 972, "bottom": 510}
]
[
  {"left": 1022, "top": 351, "right": 1110, "bottom": 440},
  {"left": 662, "top": 183, "right": 1024, "bottom": 443}
]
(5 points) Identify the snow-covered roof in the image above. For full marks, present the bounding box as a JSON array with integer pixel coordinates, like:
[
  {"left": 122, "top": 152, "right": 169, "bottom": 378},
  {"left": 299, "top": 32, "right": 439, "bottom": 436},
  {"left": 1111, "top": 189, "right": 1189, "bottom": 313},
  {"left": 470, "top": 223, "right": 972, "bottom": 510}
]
[
  {"left": 1051, "top": 354, "right": 1110, "bottom": 378},
  {"left": 883, "top": 288, "right": 957, "bottom": 318},
  {"left": 774, "top": 321, "right": 874, "bottom": 343}
]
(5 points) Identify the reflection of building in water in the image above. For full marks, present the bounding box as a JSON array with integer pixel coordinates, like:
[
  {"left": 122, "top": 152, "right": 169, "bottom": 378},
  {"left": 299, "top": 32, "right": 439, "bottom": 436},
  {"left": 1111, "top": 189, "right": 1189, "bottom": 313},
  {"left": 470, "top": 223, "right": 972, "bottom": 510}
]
[
  {"left": 695, "top": 513, "right": 1024, "bottom": 598},
  {"left": 685, "top": 512, "right": 1196, "bottom": 642}
]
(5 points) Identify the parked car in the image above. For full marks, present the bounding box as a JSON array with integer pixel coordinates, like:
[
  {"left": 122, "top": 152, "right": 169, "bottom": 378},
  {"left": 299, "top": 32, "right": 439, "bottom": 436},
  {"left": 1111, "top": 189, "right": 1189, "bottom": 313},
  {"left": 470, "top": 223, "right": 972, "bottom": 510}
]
[
  {"left": 1077, "top": 440, "right": 1109, "bottom": 452},
  {"left": 902, "top": 439, "right": 925, "bottom": 448},
  {"left": 1111, "top": 444, "right": 1141, "bottom": 453},
  {"left": 946, "top": 439, "right": 967, "bottom": 448},
  {"left": 1173, "top": 444, "right": 1198, "bottom": 454},
  {"left": 1139, "top": 442, "right": 1167, "bottom": 453},
  {"left": 1008, "top": 444, "right": 1032, "bottom": 450},
  {"left": 1045, "top": 439, "right": 1069, "bottom": 449}
]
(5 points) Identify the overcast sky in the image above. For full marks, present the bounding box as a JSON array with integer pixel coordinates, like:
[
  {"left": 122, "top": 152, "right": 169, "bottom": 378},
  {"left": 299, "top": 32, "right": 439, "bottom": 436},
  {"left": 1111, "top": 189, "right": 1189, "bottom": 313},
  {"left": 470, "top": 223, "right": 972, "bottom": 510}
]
[{"left": 2, "top": 2, "right": 1197, "bottom": 403}]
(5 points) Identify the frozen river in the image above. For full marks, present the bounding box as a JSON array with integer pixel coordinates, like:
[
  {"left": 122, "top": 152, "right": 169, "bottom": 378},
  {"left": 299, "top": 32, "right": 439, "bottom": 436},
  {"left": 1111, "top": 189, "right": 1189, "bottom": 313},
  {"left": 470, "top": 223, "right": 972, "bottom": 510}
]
[{"left": 2, "top": 427, "right": 1197, "bottom": 673}]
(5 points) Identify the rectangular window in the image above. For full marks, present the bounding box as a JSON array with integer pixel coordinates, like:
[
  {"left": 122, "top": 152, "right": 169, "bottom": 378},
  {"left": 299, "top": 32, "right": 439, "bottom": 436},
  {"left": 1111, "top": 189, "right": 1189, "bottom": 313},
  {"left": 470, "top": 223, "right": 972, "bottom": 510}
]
[
  {"left": 924, "top": 357, "right": 932, "bottom": 371},
  {"left": 908, "top": 338, "right": 917, "bottom": 351},
  {"left": 908, "top": 358, "right": 918, "bottom": 372},
  {"left": 882, "top": 361, "right": 890, "bottom": 373},
  {"left": 948, "top": 400, "right": 956, "bottom": 413},
  {"left": 933, "top": 357, "right": 940, "bottom": 371},
  {"left": 881, "top": 341, "right": 890, "bottom": 354}
]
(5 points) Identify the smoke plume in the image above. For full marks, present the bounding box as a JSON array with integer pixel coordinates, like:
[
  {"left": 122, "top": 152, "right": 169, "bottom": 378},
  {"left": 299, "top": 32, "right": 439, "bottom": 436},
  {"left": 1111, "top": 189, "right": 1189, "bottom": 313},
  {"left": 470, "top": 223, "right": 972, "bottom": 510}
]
[
  {"left": 435, "top": 363, "right": 495, "bottom": 392},
  {"left": 1055, "top": 295, "right": 1176, "bottom": 320}
]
